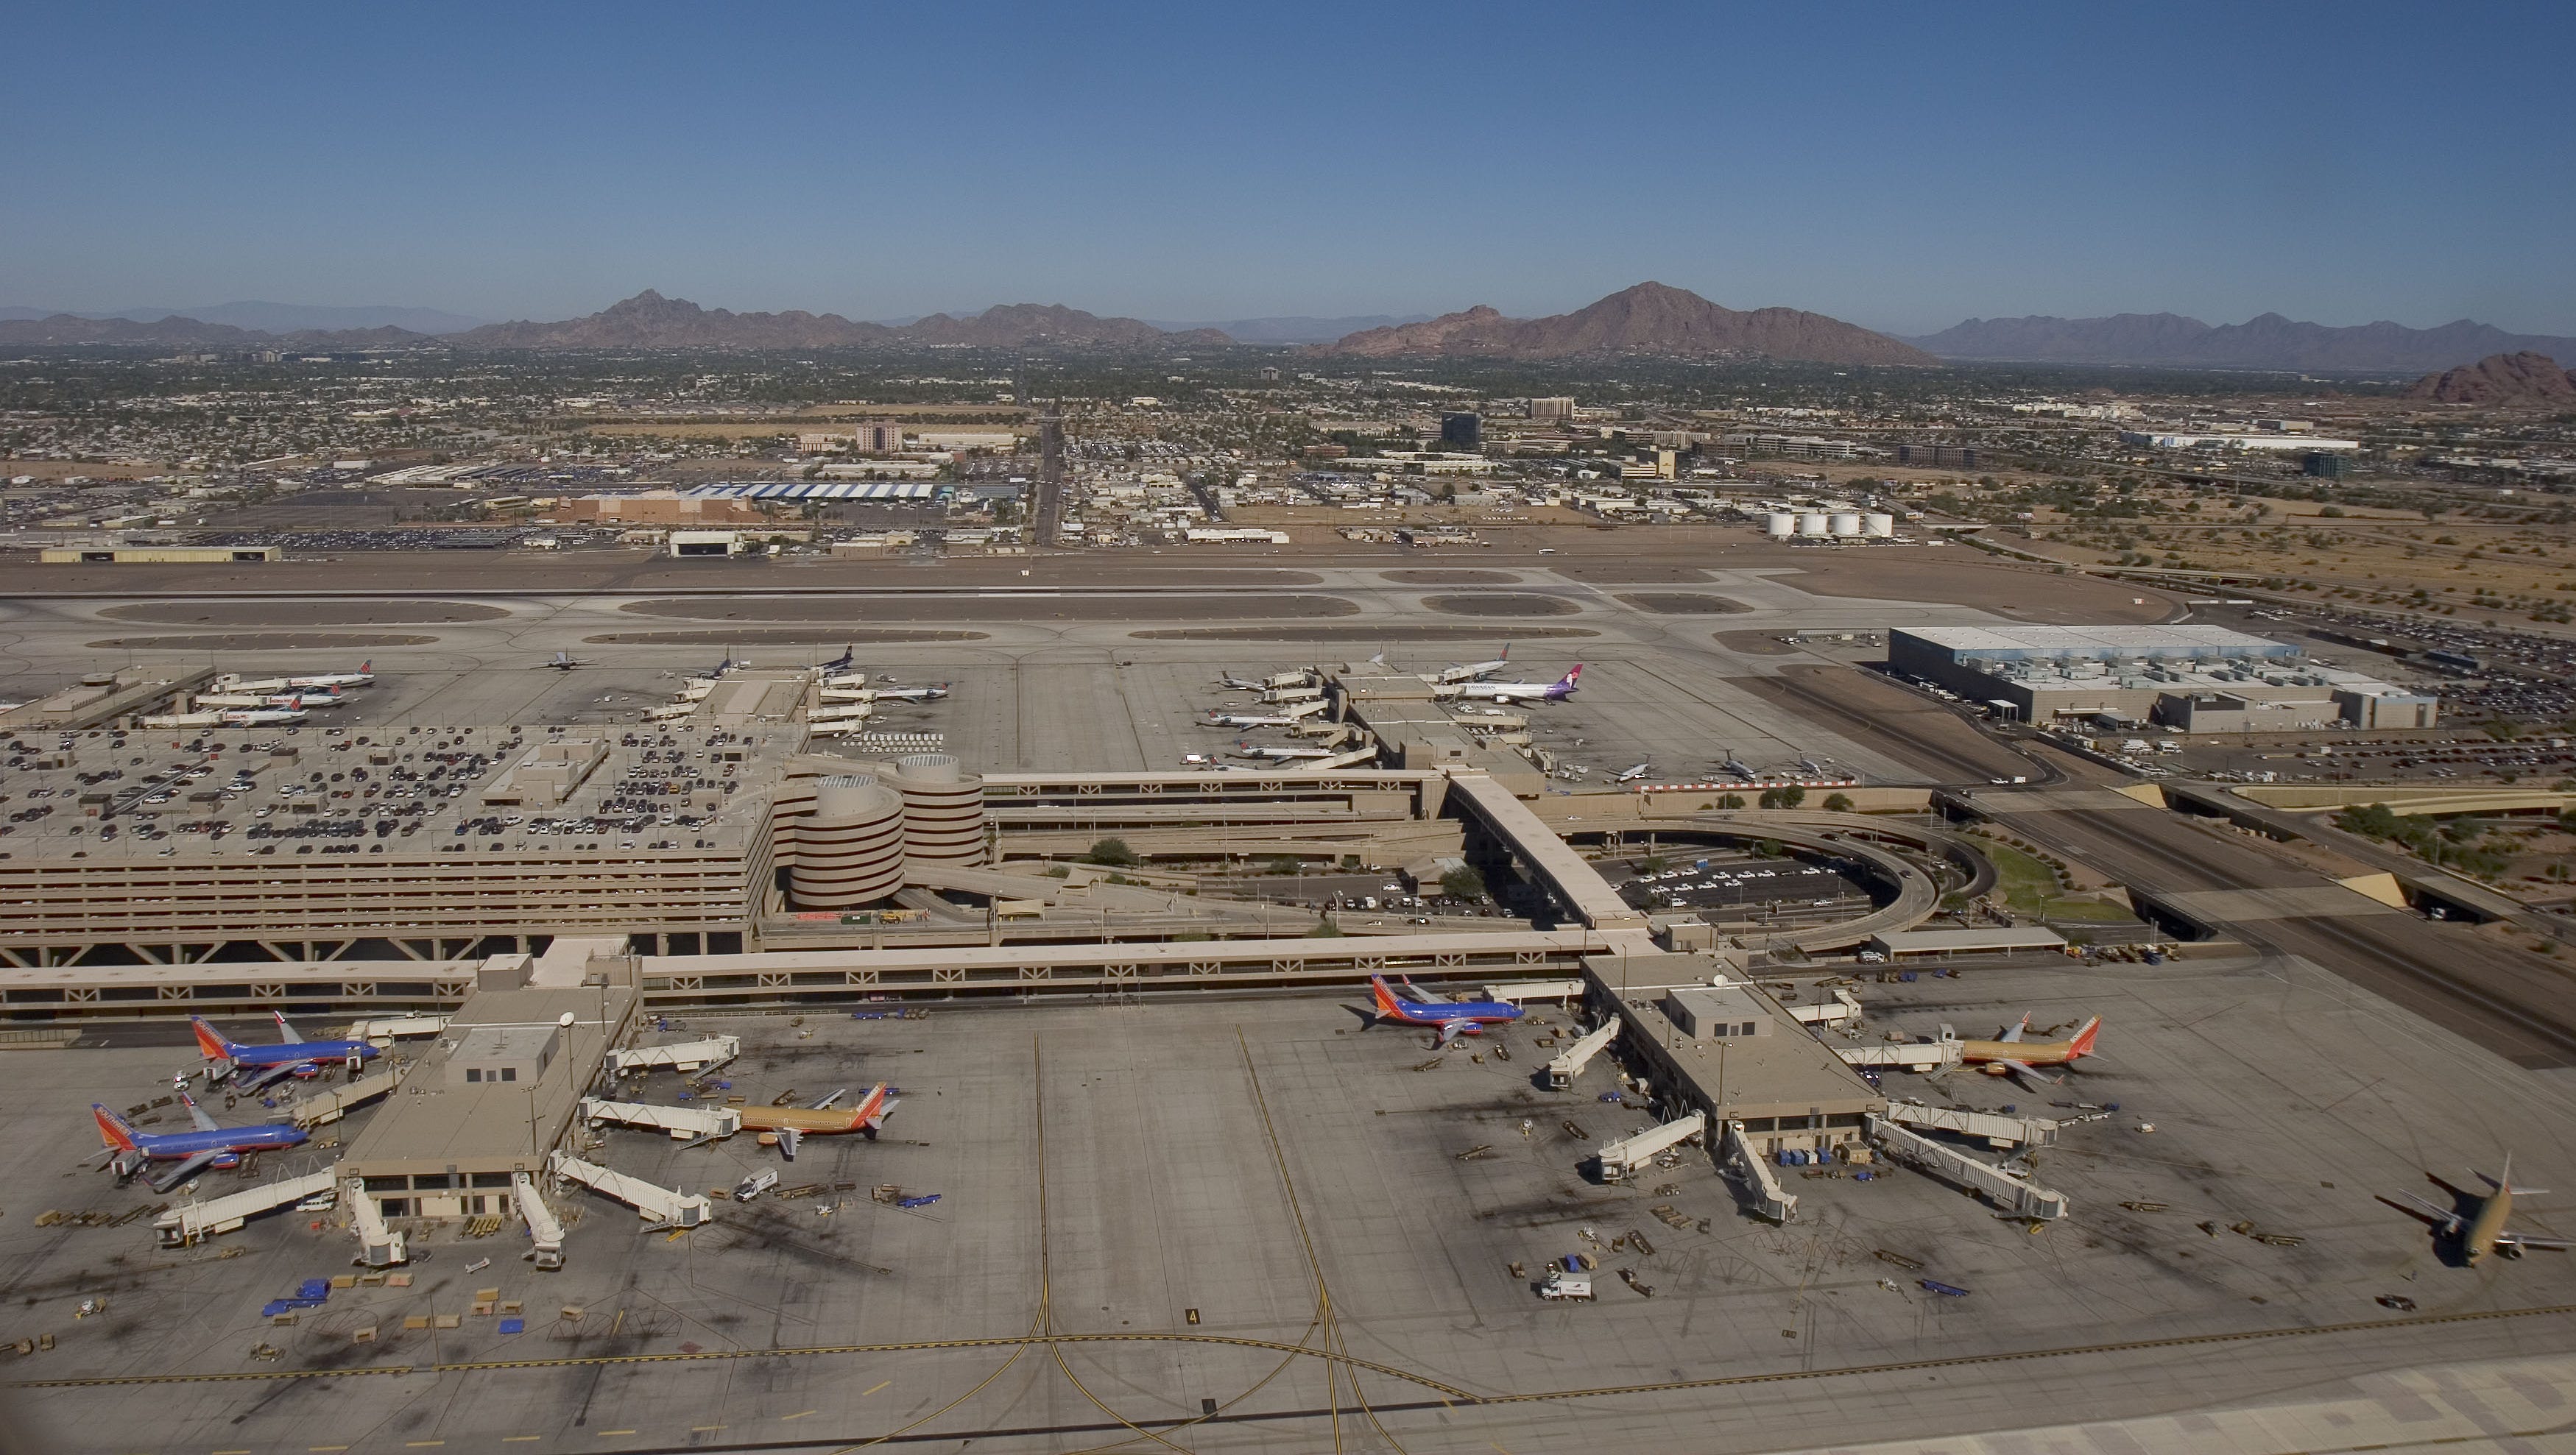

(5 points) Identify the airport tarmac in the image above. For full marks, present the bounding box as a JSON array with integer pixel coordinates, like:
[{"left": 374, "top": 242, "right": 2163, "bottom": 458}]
[
  {"left": 7, "top": 966, "right": 2572, "bottom": 1454},
  {"left": 0, "top": 561, "right": 2142, "bottom": 785}
]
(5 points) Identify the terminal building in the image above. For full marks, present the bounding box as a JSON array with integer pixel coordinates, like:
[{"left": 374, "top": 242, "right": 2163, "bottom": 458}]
[{"left": 1888, "top": 625, "right": 2437, "bottom": 733}]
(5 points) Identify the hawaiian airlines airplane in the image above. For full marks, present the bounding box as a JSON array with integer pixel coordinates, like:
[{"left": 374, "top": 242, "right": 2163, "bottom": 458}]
[
  {"left": 1369, "top": 975, "right": 1525, "bottom": 1046},
  {"left": 1452, "top": 665, "right": 1581, "bottom": 704},
  {"left": 92, "top": 1094, "right": 309, "bottom": 1192}
]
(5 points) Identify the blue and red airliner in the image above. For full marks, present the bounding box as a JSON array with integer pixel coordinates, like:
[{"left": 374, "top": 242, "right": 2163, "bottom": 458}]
[
  {"left": 192, "top": 1012, "right": 380, "bottom": 1091},
  {"left": 1369, "top": 975, "right": 1525, "bottom": 1046},
  {"left": 92, "top": 1094, "right": 308, "bottom": 1192}
]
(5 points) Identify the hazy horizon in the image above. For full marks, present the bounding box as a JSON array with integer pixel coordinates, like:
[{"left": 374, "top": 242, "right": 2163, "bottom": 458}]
[{"left": 8, "top": 2, "right": 2572, "bottom": 337}]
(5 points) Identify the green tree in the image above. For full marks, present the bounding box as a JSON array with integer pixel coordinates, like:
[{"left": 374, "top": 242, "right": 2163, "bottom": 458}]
[
  {"left": 1718, "top": 793, "right": 1746, "bottom": 810},
  {"left": 1822, "top": 792, "right": 1855, "bottom": 813},
  {"left": 1439, "top": 865, "right": 1488, "bottom": 901},
  {"left": 1084, "top": 838, "right": 1137, "bottom": 866}
]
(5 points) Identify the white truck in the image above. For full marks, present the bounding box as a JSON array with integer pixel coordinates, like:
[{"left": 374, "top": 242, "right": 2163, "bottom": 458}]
[{"left": 1537, "top": 1271, "right": 1594, "bottom": 1301}]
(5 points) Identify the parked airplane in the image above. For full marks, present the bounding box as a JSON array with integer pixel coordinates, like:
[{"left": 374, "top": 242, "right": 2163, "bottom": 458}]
[
  {"left": 872, "top": 683, "right": 948, "bottom": 703},
  {"left": 1615, "top": 763, "right": 1652, "bottom": 782},
  {"left": 738, "top": 1083, "right": 897, "bottom": 1159},
  {"left": 92, "top": 1094, "right": 309, "bottom": 1192},
  {"left": 1434, "top": 644, "right": 1512, "bottom": 684},
  {"left": 191, "top": 1012, "right": 381, "bottom": 1091},
  {"left": 1958, "top": 1015, "right": 2103, "bottom": 1085},
  {"left": 1230, "top": 742, "right": 1338, "bottom": 760},
  {"left": 1453, "top": 665, "right": 1581, "bottom": 704},
  {"left": 2381, "top": 1155, "right": 2569, "bottom": 1265},
  {"left": 819, "top": 645, "right": 857, "bottom": 673},
  {"left": 1369, "top": 975, "right": 1525, "bottom": 1046},
  {"left": 216, "top": 709, "right": 306, "bottom": 727},
  {"left": 1204, "top": 711, "right": 1303, "bottom": 729},
  {"left": 543, "top": 651, "right": 594, "bottom": 671},
  {"left": 1216, "top": 668, "right": 1266, "bottom": 691},
  {"left": 691, "top": 655, "right": 740, "bottom": 679},
  {"left": 286, "top": 663, "right": 374, "bottom": 689},
  {"left": 205, "top": 688, "right": 344, "bottom": 710}
]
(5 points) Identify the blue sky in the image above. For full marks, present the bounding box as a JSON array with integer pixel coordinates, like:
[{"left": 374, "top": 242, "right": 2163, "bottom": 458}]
[{"left": 6, "top": 2, "right": 2570, "bottom": 335}]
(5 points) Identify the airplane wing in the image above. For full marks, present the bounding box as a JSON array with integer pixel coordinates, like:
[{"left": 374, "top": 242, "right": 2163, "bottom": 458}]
[
  {"left": 271, "top": 1011, "right": 306, "bottom": 1045},
  {"left": 808, "top": 1089, "right": 847, "bottom": 1111},
  {"left": 2000, "top": 1016, "right": 2028, "bottom": 1044},
  {"left": 2496, "top": 1230, "right": 2573, "bottom": 1253},
  {"left": 183, "top": 1095, "right": 219, "bottom": 1133},
  {"left": 1436, "top": 1019, "right": 1476, "bottom": 1047},
  {"left": 148, "top": 1150, "right": 224, "bottom": 1194},
  {"left": 1993, "top": 1059, "right": 2060, "bottom": 1086},
  {"left": 2377, "top": 1191, "right": 2463, "bottom": 1234},
  {"left": 777, "top": 1126, "right": 801, "bottom": 1161},
  {"left": 235, "top": 1061, "right": 303, "bottom": 1093}
]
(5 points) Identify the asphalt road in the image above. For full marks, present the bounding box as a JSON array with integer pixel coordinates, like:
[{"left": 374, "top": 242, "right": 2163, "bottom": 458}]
[{"left": 1984, "top": 793, "right": 2576, "bottom": 1069}]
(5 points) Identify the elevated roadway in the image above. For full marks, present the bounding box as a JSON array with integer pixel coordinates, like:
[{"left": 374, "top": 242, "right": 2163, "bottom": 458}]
[{"left": 1966, "top": 785, "right": 2576, "bottom": 1069}]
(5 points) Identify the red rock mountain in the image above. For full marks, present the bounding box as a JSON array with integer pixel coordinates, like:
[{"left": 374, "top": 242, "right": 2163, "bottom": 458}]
[
  {"left": 2405, "top": 352, "right": 2576, "bottom": 406},
  {"left": 451, "top": 291, "right": 1227, "bottom": 350},
  {"left": 1321, "top": 283, "right": 1933, "bottom": 365}
]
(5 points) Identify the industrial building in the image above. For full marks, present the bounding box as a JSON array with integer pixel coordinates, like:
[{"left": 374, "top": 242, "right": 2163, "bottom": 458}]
[
  {"left": 2118, "top": 431, "right": 2361, "bottom": 453},
  {"left": 1888, "top": 625, "right": 2437, "bottom": 732},
  {"left": 40, "top": 545, "right": 279, "bottom": 564},
  {"left": 1440, "top": 412, "right": 1482, "bottom": 450}
]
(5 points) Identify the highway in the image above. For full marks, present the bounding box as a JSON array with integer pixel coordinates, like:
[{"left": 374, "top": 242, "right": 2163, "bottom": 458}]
[{"left": 1981, "top": 790, "right": 2576, "bottom": 1069}]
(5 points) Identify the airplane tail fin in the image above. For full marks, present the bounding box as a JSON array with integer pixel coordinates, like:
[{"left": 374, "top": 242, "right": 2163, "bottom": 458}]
[
  {"left": 2480, "top": 1153, "right": 2547, "bottom": 1197},
  {"left": 1369, "top": 976, "right": 1399, "bottom": 1017},
  {"left": 2068, "top": 1016, "right": 2104, "bottom": 1058},
  {"left": 190, "top": 1016, "right": 236, "bottom": 1061},
  {"left": 1556, "top": 665, "right": 1583, "bottom": 691},
  {"left": 92, "top": 1104, "right": 139, "bottom": 1152},
  {"left": 359, "top": 661, "right": 371, "bottom": 674}
]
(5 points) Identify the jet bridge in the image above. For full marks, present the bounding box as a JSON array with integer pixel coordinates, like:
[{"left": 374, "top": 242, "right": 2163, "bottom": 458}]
[
  {"left": 549, "top": 1151, "right": 715, "bottom": 1228},
  {"left": 154, "top": 1167, "right": 338, "bottom": 1248},
  {"left": 1595, "top": 1111, "right": 1707, "bottom": 1182},
  {"left": 345, "top": 1174, "right": 409, "bottom": 1267},
  {"left": 582, "top": 1096, "right": 743, "bottom": 1143},
  {"left": 292, "top": 1061, "right": 409, "bottom": 1129},
  {"left": 607, "top": 1036, "right": 739, "bottom": 1075},
  {"left": 514, "top": 1171, "right": 565, "bottom": 1270},
  {"left": 1785, "top": 988, "right": 1864, "bottom": 1029},
  {"left": 1867, "top": 1114, "right": 2068, "bottom": 1219},
  {"left": 1879, "top": 1100, "right": 2059, "bottom": 1150},
  {"left": 1720, "top": 1119, "right": 1799, "bottom": 1223},
  {"left": 1546, "top": 1016, "right": 1622, "bottom": 1090},
  {"left": 1837, "top": 1038, "right": 1963, "bottom": 1073},
  {"left": 1293, "top": 742, "right": 1383, "bottom": 771}
]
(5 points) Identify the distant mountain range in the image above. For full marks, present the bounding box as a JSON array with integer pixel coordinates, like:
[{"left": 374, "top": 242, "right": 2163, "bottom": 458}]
[
  {"left": 0, "top": 312, "right": 435, "bottom": 350},
  {"left": 1903, "top": 312, "right": 2576, "bottom": 373},
  {"left": 448, "top": 291, "right": 1233, "bottom": 350},
  {"left": 1146, "top": 314, "right": 1433, "bottom": 345},
  {"left": 1319, "top": 283, "right": 1933, "bottom": 366},
  {"left": 0, "top": 291, "right": 1235, "bottom": 352},
  {"left": 0, "top": 301, "right": 484, "bottom": 334},
  {"left": 2407, "top": 352, "right": 2576, "bottom": 406}
]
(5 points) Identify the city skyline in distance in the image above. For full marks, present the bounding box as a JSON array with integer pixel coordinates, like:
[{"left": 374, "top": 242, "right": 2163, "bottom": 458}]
[{"left": 5, "top": 4, "right": 2572, "bottom": 337}]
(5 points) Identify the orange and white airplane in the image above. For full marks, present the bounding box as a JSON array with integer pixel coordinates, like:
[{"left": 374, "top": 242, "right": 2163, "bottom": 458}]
[
  {"left": 1958, "top": 1015, "right": 2103, "bottom": 1085},
  {"left": 738, "top": 1083, "right": 896, "bottom": 1160}
]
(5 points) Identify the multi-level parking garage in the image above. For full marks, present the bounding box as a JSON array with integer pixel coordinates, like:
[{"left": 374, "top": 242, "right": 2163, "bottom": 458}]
[{"left": 0, "top": 736, "right": 1945, "bottom": 1015}]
